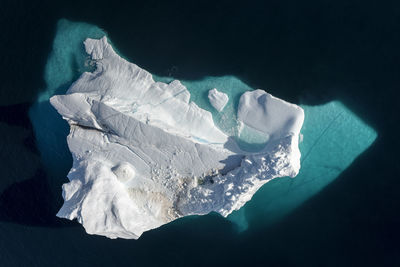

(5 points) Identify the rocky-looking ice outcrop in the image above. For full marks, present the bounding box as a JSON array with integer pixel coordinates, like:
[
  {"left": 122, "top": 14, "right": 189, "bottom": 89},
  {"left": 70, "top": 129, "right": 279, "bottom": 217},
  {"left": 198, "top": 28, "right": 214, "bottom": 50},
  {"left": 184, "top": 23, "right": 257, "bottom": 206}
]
[{"left": 50, "top": 36, "right": 304, "bottom": 239}]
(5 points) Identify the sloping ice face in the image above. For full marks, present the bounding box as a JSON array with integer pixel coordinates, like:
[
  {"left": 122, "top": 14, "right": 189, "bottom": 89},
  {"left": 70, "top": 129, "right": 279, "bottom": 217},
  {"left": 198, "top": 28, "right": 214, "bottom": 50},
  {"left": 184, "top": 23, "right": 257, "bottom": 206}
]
[{"left": 29, "top": 19, "right": 377, "bottom": 239}]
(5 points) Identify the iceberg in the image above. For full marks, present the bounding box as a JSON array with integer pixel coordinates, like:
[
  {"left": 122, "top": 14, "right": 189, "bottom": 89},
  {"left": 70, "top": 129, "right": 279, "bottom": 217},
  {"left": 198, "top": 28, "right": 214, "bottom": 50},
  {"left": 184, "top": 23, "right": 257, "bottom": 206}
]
[{"left": 50, "top": 36, "right": 304, "bottom": 239}]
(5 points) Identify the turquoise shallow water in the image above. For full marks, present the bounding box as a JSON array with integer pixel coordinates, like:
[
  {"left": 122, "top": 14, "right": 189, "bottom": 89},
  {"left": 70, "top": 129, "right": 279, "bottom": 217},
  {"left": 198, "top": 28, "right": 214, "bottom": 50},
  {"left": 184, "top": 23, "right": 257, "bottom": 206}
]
[
  {"left": 229, "top": 101, "right": 377, "bottom": 230},
  {"left": 29, "top": 19, "right": 377, "bottom": 234},
  {"left": 29, "top": 20, "right": 106, "bottom": 181}
]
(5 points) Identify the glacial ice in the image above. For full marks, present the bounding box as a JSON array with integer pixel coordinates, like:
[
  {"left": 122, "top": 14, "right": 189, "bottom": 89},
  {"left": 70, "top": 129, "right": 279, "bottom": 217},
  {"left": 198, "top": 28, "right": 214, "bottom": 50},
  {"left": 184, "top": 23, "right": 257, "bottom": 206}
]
[
  {"left": 50, "top": 36, "right": 305, "bottom": 239},
  {"left": 238, "top": 90, "right": 304, "bottom": 141},
  {"left": 28, "top": 19, "right": 378, "bottom": 240},
  {"left": 208, "top": 88, "right": 229, "bottom": 112}
]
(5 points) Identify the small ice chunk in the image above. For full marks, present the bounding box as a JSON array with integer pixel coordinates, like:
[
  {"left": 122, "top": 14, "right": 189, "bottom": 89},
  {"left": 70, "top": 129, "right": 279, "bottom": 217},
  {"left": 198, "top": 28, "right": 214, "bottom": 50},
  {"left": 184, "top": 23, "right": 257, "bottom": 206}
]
[{"left": 208, "top": 88, "right": 229, "bottom": 112}]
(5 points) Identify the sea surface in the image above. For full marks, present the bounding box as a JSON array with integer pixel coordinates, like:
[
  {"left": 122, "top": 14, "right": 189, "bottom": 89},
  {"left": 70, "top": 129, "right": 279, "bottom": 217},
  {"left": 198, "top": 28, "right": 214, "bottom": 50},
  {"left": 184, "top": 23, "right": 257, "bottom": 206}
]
[{"left": 1, "top": 0, "right": 399, "bottom": 266}]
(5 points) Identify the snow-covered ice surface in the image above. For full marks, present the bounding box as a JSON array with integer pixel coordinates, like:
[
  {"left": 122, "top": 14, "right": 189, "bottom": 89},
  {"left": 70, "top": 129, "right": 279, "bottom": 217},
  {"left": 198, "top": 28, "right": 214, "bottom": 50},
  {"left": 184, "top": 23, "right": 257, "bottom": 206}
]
[
  {"left": 208, "top": 88, "right": 229, "bottom": 112},
  {"left": 50, "top": 36, "right": 304, "bottom": 239},
  {"left": 29, "top": 20, "right": 377, "bottom": 240}
]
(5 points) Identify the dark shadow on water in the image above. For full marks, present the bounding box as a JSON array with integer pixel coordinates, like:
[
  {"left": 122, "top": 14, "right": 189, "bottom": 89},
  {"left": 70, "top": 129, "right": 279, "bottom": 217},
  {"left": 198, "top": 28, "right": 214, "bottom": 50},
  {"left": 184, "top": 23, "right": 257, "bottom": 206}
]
[
  {"left": 0, "top": 103, "right": 32, "bottom": 128},
  {"left": 0, "top": 103, "right": 39, "bottom": 156},
  {"left": 0, "top": 168, "right": 73, "bottom": 227},
  {"left": 0, "top": 102, "right": 72, "bottom": 227}
]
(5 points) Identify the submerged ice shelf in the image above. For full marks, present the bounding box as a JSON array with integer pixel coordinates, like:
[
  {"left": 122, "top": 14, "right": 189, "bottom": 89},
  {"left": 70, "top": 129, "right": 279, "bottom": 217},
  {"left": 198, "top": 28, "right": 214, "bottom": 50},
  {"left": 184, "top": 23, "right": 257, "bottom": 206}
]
[{"left": 50, "top": 36, "right": 304, "bottom": 239}]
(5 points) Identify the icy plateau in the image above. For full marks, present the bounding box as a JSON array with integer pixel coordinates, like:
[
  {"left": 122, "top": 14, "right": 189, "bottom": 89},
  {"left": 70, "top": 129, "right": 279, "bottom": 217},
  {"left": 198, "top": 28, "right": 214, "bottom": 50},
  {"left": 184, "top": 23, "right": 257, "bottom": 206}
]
[{"left": 50, "top": 36, "right": 304, "bottom": 239}]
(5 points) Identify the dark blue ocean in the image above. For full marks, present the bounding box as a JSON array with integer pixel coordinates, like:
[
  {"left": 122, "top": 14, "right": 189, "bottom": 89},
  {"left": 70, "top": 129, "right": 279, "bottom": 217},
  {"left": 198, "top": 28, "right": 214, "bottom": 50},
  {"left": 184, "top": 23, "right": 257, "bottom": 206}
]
[{"left": 1, "top": 0, "right": 399, "bottom": 266}]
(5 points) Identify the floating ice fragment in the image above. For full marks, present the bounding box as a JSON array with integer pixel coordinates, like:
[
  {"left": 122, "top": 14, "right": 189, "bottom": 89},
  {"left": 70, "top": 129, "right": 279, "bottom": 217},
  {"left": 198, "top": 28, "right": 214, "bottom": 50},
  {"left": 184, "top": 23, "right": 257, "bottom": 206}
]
[{"left": 208, "top": 88, "right": 229, "bottom": 112}]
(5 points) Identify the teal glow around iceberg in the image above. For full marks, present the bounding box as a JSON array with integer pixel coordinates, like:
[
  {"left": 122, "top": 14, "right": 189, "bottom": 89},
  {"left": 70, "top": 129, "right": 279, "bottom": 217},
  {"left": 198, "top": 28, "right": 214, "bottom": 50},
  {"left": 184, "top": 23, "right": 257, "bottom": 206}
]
[
  {"left": 29, "top": 19, "right": 377, "bottom": 231},
  {"left": 228, "top": 101, "right": 377, "bottom": 231},
  {"left": 29, "top": 19, "right": 106, "bottom": 178}
]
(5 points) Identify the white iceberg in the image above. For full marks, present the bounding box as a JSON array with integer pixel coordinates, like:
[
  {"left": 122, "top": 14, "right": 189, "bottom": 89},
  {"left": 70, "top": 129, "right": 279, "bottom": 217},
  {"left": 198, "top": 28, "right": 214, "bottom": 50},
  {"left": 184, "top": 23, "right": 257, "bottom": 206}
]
[
  {"left": 50, "top": 36, "right": 305, "bottom": 239},
  {"left": 208, "top": 88, "right": 229, "bottom": 112}
]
